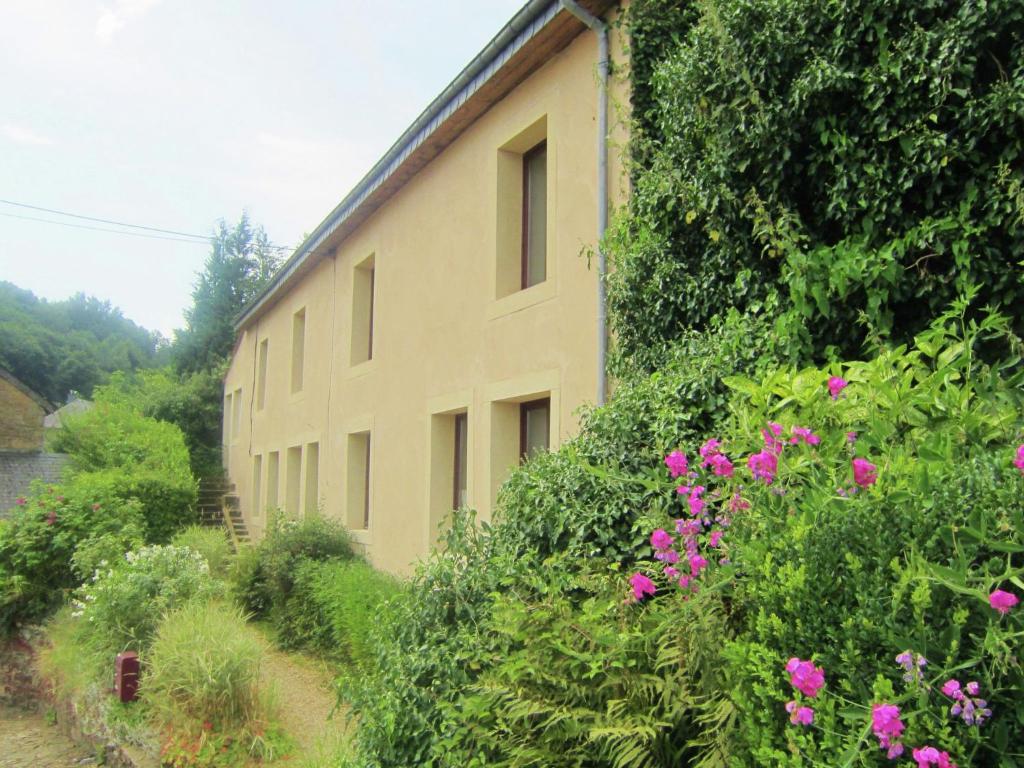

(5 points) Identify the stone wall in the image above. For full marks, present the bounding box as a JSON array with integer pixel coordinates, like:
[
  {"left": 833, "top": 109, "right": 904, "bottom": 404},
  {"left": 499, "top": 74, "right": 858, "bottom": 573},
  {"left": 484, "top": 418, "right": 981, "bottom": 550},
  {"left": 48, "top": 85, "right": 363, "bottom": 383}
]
[
  {"left": 0, "top": 452, "right": 70, "bottom": 514},
  {"left": 0, "top": 375, "right": 46, "bottom": 452}
]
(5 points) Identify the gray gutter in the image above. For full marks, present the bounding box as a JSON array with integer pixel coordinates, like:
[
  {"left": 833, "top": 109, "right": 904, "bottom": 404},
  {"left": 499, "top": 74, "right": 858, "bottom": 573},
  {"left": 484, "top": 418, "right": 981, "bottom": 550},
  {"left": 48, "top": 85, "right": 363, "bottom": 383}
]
[
  {"left": 559, "top": 0, "right": 609, "bottom": 406},
  {"left": 236, "top": 0, "right": 565, "bottom": 330}
]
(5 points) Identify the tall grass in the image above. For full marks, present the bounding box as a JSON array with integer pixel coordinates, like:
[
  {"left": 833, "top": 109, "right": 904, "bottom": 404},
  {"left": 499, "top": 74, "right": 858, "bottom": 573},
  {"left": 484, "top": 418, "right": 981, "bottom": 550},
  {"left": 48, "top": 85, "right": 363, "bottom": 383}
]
[
  {"left": 142, "top": 600, "right": 288, "bottom": 759},
  {"left": 171, "top": 525, "right": 232, "bottom": 577}
]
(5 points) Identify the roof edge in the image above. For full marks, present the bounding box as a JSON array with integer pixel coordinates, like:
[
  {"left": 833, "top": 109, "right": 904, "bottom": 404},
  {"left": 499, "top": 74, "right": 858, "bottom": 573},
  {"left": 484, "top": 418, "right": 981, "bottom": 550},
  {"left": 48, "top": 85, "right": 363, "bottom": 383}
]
[{"left": 235, "top": 0, "right": 608, "bottom": 331}]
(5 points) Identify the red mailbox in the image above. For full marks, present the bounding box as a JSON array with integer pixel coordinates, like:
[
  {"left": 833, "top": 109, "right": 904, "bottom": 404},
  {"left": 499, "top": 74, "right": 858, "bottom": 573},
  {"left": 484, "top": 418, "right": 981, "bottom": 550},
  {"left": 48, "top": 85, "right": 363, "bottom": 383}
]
[{"left": 114, "top": 651, "right": 140, "bottom": 702}]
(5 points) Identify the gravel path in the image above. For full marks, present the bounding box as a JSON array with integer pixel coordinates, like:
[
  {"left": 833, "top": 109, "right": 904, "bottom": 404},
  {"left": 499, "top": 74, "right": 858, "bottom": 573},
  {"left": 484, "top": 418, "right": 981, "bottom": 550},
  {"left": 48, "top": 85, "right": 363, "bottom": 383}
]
[
  {"left": 259, "top": 642, "right": 351, "bottom": 759},
  {"left": 0, "top": 707, "right": 94, "bottom": 768}
]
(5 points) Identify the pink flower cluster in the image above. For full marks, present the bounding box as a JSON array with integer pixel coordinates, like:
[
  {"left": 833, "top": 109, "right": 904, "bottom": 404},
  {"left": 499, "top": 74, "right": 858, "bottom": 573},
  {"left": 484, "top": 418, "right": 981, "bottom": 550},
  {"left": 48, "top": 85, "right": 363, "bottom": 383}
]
[
  {"left": 828, "top": 376, "right": 848, "bottom": 399},
  {"left": 941, "top": 679, "right": 991, "bottom": 726},
  {"left": 989, "top": 588, "right": 1018, "bottom": 615},
  {"left": 912, "top": 747, "right": 957, "bottom": 768},
  {"left": 1014, "top": 444, "right": 1024, "bottom": 474},
  {"left": 784, "top": 657, "right": 823, "bottom": 727},
  {"left": 628, "top": 572, "right": 656, "bottom": 601},
  {"left": 700, "top": 438, "right": 734, "bottom": 477},
  {"left": 871, "top": 703, "right": 905, "bottom": 759}
]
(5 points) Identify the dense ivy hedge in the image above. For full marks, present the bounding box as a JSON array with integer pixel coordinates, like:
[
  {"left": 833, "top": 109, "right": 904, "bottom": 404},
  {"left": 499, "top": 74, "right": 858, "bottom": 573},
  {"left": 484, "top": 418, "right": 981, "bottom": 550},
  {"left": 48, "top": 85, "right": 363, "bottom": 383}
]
[{"left": 611, "top": 0, "right": 1024, "bottom": 371}]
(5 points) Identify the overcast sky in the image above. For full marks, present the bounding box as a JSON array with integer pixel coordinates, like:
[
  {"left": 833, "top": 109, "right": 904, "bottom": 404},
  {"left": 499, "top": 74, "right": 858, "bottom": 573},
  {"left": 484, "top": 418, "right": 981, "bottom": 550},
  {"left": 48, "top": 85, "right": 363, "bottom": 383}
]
[{"left": 0, "top": 0, "right": 524, "bottom": 337}]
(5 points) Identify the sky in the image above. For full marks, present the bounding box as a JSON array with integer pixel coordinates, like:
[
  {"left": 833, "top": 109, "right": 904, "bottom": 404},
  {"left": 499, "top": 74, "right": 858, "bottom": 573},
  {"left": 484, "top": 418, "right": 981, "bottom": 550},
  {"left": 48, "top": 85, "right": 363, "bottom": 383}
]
[{"left": 0, "top": 0, "right": 524, "bottom": 337}]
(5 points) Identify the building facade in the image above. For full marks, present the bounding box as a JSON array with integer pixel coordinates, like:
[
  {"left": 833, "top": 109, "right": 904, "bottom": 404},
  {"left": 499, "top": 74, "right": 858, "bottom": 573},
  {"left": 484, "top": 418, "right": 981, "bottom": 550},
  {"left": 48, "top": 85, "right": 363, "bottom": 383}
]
[
  {"left": 222, "top": 0, "right": 628, "bottom": 572},
  {"left": 0, "top": 368, "right": 50, "bottom": 452}
]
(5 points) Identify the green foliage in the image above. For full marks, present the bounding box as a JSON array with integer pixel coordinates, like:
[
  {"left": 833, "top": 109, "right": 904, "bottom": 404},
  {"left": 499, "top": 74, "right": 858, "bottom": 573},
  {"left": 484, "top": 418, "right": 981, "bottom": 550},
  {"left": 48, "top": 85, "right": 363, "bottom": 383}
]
[
  {"left": 276, "top": 559, "right": 402, "bottom": 665},
  {"left": 70, "top": 544, "right": 224, "bottom": 658},
  {"left": 50, "top": 402, "right": 198, "bottom": 541},
  {"left": 172, "top": 525, "right": 232, "bottom": 578},
  {"left": 231, "top": 513, "right": 354, "bottom": 621},
  {"left": 613, "top": 0, "right": 1024, "bottom": 368},
  {"left": 143, "top": 600, "right": 290, "bottom": 764},
  {"left": 0, "top": 281, "right": 161, "bottom": 402},
  {"left": 0, "top": 480, "right": 145, "bottom": 629},
  {"left": 172, "top": 214, "right": 282, "bottom": 375},
  {"left": 96, "top": 368, "right": 228, "bottom": 478}
]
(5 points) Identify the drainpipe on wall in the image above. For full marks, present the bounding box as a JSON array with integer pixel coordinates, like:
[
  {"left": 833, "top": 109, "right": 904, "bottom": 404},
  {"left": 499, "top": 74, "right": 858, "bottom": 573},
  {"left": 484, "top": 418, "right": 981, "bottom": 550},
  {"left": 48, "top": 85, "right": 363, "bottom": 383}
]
[{"left": 559, "top": 0, "right": 609, "bottom": 406}]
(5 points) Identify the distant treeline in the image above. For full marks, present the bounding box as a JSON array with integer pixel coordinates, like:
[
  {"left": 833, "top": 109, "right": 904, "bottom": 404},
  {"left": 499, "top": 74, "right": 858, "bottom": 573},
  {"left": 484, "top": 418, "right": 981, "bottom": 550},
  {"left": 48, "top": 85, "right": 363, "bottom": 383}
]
[{"left": 0, "top": 281, "right": 164, "bottom": 404}]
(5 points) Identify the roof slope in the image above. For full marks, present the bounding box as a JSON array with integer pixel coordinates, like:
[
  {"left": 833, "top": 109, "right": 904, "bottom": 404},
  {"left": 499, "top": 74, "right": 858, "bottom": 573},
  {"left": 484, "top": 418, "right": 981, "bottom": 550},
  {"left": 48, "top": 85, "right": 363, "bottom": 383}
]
[
  {"left": 236, "top": 0, "right": 615, "bottom": 330},
  {"left": 0, "top": 367, "right": 53, "bottom": 413}
]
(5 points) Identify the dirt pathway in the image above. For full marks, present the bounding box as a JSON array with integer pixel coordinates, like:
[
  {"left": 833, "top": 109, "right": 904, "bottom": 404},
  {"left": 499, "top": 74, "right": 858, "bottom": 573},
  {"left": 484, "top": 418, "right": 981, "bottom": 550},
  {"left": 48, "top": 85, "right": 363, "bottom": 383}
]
[
  {"left": 258, "top": 642, "right": 351, "bottom": 762},
  {"left": 0, "top": 706, "right": 94, "bottom": 767}
]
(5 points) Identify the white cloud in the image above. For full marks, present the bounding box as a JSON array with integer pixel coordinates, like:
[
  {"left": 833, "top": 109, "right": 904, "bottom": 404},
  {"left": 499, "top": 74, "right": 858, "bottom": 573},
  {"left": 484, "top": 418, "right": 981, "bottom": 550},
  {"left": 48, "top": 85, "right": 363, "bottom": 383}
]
[
  {"left": 95, "top": 0, "right": 162, "bottom": 44},
  {"left": 2, "top": 122, "right": 53, "bottom": 146}
]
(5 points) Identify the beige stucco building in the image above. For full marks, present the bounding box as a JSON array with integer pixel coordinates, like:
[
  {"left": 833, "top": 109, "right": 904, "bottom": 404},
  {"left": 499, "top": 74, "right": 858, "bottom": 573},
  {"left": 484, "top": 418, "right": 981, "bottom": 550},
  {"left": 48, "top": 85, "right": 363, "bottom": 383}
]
[{"left": 222, "top": 0, "right": 629, "bottom": 572}]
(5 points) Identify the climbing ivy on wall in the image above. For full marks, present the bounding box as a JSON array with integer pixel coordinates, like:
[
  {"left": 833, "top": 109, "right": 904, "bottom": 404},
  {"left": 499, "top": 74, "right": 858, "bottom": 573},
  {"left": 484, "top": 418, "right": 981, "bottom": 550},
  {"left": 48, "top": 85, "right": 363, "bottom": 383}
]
[{"left": 612, "top": 0, "right": 1024, "bottom": 371}]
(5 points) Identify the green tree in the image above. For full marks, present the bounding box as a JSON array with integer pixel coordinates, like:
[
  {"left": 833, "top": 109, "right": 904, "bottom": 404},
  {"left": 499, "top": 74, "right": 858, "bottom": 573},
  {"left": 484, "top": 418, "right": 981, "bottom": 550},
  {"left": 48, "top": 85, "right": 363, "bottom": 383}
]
[{"left": 172, "top": 214, "right": 282, "bottom": 374}]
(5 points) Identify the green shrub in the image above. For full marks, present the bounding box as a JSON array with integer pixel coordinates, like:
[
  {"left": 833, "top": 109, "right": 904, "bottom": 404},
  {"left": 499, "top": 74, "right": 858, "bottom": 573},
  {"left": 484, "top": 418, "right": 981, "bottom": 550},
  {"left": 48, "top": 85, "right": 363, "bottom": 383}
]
[
  {"left": 277, "top": 559, "right": 402, "bottom": 665},
  {"left": 172, "top": 525, "right": 232, "bottom": 578},
  {"left": 231, "top": 513, "right": 354, "bottom": 620},
  {"left": 71, "top": 544, "right": 223, "bottom": 656},
  {"left": 143, "top": 600, "right": 288, "bottom": 761},
  {"left": 0, "top": 480, "right": 146, "bottom": 629},
  {"left": 612, "top": 0, "right": 1024, "bottom": 369}
]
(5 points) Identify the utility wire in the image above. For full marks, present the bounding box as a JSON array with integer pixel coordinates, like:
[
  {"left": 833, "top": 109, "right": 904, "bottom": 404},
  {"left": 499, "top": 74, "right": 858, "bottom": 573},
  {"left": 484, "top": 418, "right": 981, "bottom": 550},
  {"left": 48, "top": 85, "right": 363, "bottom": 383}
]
[
  {"left": 0, "top": 211, "right": 223, "bottom": 244},
  {"left": 0, "top": 197, "right": 296, "bottom": 252}
]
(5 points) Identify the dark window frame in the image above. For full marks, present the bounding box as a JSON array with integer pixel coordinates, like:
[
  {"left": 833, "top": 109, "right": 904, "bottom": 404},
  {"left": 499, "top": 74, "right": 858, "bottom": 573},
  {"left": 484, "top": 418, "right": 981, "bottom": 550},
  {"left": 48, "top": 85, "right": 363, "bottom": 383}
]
[
  {"left": 521, "top": 140, "right": 547, "bottom": 290},
  {"left": 367, "top": 266, "right": 375, "bottom": 361},
  {"left": 452, "top": 412, "right": 468, "bottom": 510},
  {"left": 519, "top": 397, "right": 551, "bottom": 462}
]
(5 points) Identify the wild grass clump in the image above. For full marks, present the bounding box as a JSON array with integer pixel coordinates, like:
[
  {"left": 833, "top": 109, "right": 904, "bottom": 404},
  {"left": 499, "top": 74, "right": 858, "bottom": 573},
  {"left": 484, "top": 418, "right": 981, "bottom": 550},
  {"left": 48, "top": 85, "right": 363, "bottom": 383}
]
[
  {"left": 143, "top": 600, "right": 289, "bottom": 760},
  {"left": 172, "top": 525, "right": 232, "bottom": 577}
]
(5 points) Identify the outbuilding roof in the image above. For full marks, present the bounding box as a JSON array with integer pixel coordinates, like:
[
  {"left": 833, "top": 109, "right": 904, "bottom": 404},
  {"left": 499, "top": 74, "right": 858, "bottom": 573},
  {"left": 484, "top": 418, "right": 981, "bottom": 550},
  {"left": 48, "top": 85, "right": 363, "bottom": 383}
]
[
  {"left": 0, "top": 367, "right": 53, "bottom": 414},
  {"left": 235, "top": 0, "right": 615, "bottom": 330}
]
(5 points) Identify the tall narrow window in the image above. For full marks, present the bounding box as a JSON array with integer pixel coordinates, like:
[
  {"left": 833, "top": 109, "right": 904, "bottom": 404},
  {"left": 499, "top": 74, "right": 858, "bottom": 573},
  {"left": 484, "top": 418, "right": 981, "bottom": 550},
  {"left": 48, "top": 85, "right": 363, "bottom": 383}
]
[
  {"left": 519, "top": 397, "right": 550, "bottom": 462},
  {"left": 521, "top": 141, "right": 547, "bottom": 289},
  {"left": 452, "top": 413, "right": 468, "bottom": 509},
  {"left": 266, "top": 451, "right": 280, "bottom": 511},
  {"left": 346, "top": 431, "right": 372, "bottom": 529},
  {"left": 231, "top": 388, "right": 242, "bottom": 440},
  {"left": 256, "top": 339, "right": 269, "bottom": 410},
  {"left": 304, "top": 442, "right": 320, "bottom": 516},
  {"left": 291, "top": 309, "right": 306, "bottom": 393},
  {"left": 351, "top": 255, "right": 375, "bottom": 365},
  {"left": 285, "top": 445, "right": 302, "bottom": 517},
  {"left": 223, "top": 392, "right": 232, "bottom": 447},
  {"left": 251, "top": 454, "right": 263, "bottom": 517}
]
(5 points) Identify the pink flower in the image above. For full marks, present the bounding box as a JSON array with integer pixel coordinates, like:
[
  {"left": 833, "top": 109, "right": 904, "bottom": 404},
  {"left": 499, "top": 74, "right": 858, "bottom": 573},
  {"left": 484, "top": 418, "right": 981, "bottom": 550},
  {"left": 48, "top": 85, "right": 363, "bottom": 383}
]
[
  {"left": 45, "top": 510, "right": 57, "bottom": 526},
  {"left": 912, "top": 747, "right": 957, "bottom": 768},
  {"left": 941, "top": 679, "right": 962, "bottom": 699},
  {"left": 708, "top": 529, "right": 724, "bottom": 548},
  {"left": 91, "top": 503, "right": 101, "bottom": 511},
  {"left": 663, "top": 566, "right": 679, "bottom": 580},
  {"left": 786, "top": 658, "right": 825, "bottom": 698},
  {"left": 687, "top": 486, "right": 706, "bottom": 517},
  {"left": 989, "top": 589, "right": 1019, "bottom": 615},
  {"left": 852, "top": 457, "right": 877, "bottom": 487},
  {"left": 628, "top": 572, "right": 656, "bottom": 601},
  {"left": 688, "top": 554, "right": 709, "bottom": 576},
  {"left": 846, "top": 431, "right": 858, "bottom": 444},
  {"left": 664, "top": 450, "right": 688, "bottom": 479},
  {"left": 790, "top": 426, "right": 821, "bottom": 446},
  {"left": 1014, "top": 444, "right": 1024, "bottom": 474},
  {"left": 15, "top": 497, "right": 26, "bottom": 506},
  {"left": 763, "top": 422, "right": 785, "bottom": 455},
  {"left": 728, "top": 494, "right": 750, "bottom": 513},
  {"left": 828, "top": 376, "right": 849, "bottom": 399},
  {"left": 650, "top": 529, "right": 673, "bottom": 550},
  {"left": 748, "top": 450, "right": 778, "bottom": 484},
  {"left": 698, "top": 439, "right": 721, "bottom": 465},
  {"left": 965, "top": 681, "right": 979, "bottom": 696},
  {"left": 871, "top": 703, "right": 905, "bottom": 759},
  {"left": 709, "top": 453, "right": 734, "bottom": 477},
  {"left": 785, "top": 700, "right": 814, "bottom": 726}
]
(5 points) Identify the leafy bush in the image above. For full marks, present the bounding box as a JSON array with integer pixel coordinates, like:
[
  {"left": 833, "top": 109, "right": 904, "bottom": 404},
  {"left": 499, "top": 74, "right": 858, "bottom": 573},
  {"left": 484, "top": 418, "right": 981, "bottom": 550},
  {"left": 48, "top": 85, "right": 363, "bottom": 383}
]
[
  {"left": 143, "top": 600, "right": 289, "bottom": 763},
  {"left": 71, "top": 544, "right": 223, "bottom": 657},
  {"left": 231, "top": 513, "right": 354, "bottom": 620},
  {"left": 342, "top": 305, "right": 1024, "bottom": 766},
  {"left": 277, "top": 559, "right": 401, "bottom": 665},
  {"left": 172, "top": 525, "right": 232, "bottom": 578},
  {"left": 0, "top": 480, "right": 145, "bottom": 628},
  {"left": 612, "top": 0, "right": 1024, "bottom": 369}
]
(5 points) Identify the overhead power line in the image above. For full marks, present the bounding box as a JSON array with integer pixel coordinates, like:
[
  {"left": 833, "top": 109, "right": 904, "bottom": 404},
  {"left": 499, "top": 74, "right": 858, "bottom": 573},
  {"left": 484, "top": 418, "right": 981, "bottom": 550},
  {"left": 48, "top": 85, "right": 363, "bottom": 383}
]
[{"left": 0, "top": 197, "right": 296, "bottom": 252}]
